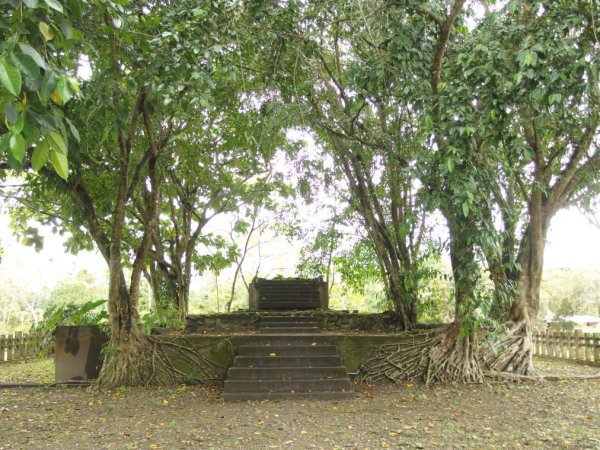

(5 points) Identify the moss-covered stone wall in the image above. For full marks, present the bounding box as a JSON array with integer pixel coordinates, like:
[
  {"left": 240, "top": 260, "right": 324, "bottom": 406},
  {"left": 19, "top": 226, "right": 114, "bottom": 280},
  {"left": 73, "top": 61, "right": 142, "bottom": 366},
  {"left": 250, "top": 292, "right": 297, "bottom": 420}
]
[
  {"left": 179, "top": 333, "right": 414, "bottom": 378},
  {"left": 185, "top": 311, "right": 402, "bottom": 333}
]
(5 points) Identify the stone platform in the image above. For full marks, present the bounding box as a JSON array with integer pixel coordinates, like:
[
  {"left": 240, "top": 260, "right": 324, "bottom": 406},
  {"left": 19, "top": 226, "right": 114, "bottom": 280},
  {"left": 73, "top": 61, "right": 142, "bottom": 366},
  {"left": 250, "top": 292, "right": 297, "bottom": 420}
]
[
  {"left": 179, "top": 311, "right": 417, "bottom": 401},
  {"left": 185, "top": 310, "right": 402, "bottom": 334}
]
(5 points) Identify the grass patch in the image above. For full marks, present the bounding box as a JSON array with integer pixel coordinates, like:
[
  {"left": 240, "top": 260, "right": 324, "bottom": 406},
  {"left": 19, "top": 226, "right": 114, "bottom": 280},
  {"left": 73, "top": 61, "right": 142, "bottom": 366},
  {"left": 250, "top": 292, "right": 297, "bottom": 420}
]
[{"left": 0, "top": 357, "right": 54, "bottom": 383}]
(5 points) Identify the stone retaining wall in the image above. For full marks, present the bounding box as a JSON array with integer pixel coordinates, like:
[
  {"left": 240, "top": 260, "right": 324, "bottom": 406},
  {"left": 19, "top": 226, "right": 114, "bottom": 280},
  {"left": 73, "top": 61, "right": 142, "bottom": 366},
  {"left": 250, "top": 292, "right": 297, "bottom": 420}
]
[
  {"left": 185, "top": 311, "right": 403, "bottom": 333},
  {"left": 178, "top": 333, "right": 419, "bottom": 375}
]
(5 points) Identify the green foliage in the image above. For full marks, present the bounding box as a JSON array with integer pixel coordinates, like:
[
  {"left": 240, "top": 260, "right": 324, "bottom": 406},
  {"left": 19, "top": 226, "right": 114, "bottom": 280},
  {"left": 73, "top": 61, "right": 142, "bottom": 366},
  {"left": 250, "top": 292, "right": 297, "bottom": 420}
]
[
  {"left": 33, "top": 299, "right": 108, "bottom": 355},
  {"left": 417, "top": 261, "right": 454, "bottom": 324},
  {"left": 141, "top": 307, "right": 181, "bottom": 335},
  {"left": 333, "top": 239, "right": 382, "bottom": 296},
  {"left": 541, "top": 268, "right": 600, "bottom": 320},
  {"left": 100, "top": 345, "right": 118, "bottom": 360},
  {"left": 2, "top": 0, "right": 599, "bottom": 348},
  {"left": 0, "top": 0, "right": 87, "bottom": 177},
  {"left": 34, "top": 299, "right": 108, "bottom": 333}
]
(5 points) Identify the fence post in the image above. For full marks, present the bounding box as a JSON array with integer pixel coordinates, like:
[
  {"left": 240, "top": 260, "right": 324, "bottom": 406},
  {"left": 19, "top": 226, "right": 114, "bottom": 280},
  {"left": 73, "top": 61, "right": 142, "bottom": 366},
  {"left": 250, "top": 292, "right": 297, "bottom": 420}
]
[
  {"left": 15, "top": 331, "right": 24, "bottom": 359},
  {"left": 0, "top": 334, "right": 5, "bottom": 362},
  {"left": 584, "top": 333, "right": 591, "bottom": 362},
  {"left": 575, "top": 330, "right": 583, "bottom": 362},
  {"left": 595, "top": 333, "right": 600, "bottom": 364}
]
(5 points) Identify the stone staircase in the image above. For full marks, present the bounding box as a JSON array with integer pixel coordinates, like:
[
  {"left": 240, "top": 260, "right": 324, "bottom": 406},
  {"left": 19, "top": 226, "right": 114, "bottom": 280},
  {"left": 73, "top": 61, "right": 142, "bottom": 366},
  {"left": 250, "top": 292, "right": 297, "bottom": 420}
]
[
  {"left": 222, "top": 316, "right": 354, "bottom": 402},
  {"left": 251, "top": 279, "right": 326, "bottom": 310}
]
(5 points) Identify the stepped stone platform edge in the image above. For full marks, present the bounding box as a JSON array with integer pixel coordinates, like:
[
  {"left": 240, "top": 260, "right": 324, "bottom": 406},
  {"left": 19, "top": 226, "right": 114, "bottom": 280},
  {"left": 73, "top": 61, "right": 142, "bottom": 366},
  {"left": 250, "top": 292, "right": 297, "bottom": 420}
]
[
  {"left": 185, "top": 310, "right": 403, "bottom": 334},
  {"left": 168, "top": 332, "right": 422, "bottom": 381}
]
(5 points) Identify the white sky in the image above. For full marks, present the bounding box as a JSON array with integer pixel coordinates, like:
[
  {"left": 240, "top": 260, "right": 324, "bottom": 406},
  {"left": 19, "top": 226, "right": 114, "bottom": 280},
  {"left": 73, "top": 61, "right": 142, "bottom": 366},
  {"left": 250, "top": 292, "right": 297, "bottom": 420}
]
[{"left": 544, "top": 208, "right": 600, "bottom": 269}]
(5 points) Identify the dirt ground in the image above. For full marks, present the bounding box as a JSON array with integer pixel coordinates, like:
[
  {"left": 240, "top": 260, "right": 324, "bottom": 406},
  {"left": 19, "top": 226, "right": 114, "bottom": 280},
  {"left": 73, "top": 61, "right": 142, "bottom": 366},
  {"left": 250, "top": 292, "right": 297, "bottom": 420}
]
[{"left": 0, "top": 358, "right": 598, "bottom": 449}]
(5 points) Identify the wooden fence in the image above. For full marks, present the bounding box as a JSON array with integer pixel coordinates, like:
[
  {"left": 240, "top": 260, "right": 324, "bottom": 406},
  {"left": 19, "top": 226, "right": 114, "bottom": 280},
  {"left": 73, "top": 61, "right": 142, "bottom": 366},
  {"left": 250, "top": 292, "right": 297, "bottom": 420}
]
[
  {"left": 0, "top": 332, "right": 47, "bottom": 362},
  {"left": 533, "top": 330, "right": 600, "bottom": 367}
]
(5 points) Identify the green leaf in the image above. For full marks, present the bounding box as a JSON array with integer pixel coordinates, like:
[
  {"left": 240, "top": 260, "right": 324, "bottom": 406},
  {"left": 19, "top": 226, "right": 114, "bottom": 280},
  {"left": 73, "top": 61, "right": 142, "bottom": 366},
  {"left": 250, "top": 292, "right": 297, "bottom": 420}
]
[
  {"left": 47, "top": 131, "right": 67, "bottom": 154},
  {"left": 29, "top": 110, "right": 58, "bottom": 131},
  {"left": 514, "top": 72, "right": 522, "bottom": 84},
  {"left": 22, "top": 111, "right": 40, "bottom": 142},
  {"left": 44, "top": 0, "right": 63, "bottom": 13},
  {"left": 59, "top": 18, "right": 73, "bottom": 40},
  {"left": 41, "top": 70, "right": 59, "bottom": 98},
  {"left": 9, "top": 111, "right": 25, "bottom": 134},
  {"left": 24, "top": 0, "right": 40, "bottom": 7},
  {"left": 0, "top": 133, "right": 9, "bottom": 152},
  {"left": 50, "top": 149, "right": 68, "bottom": 179},
  {"left": 65, "top": 117, "right": 80, "bottom": 142},
  {"left": 3, "top": 101, "right": 18, "bottom": 124},
  {"left": 446, "top": 158, "right": 454, "bottom": 173},
  {"left": 398, "top": 222, "right": 410, "bottom": 239},
  {"left": 55, "top": 76, "right": 72, "bottom": 103},
  {"left": 10, "top": 52, "right": 41, "bottom": 79},
  {"left": 7, "top": 150, "right": 23, "bottom": 171},
  {"left": 39, "top": 22, "right": 54, "bottom": 41},
  {"left": 0, "top": 57, "right": 22, "bottom": 97},
  {"left": 32, "top": 140, "right": 50, "bottom": 171},
  {"left": 549, "top": 93, "right": 562, "bottom": 105},
  {"left": 68, "top": 77, "right": 79, "bottom": 94},
  {"left": 18, "top": 43, "right": 47, "bottom": 69},
  {"left": 111, "top": 15, "right": 123, "bottom": 28},
  {"left": 462, "top": 201, "right": 469, "bottom": 218},
  {"left": 9, "top": 133, "right": 26, "bottom": 163}
]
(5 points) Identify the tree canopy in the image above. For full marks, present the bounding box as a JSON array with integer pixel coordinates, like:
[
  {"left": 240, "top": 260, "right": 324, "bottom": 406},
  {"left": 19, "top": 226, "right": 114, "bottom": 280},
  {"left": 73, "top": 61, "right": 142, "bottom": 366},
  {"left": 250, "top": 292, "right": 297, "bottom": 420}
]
[{"left": 0, "top": 0, "right": 598, "bottom": 386}]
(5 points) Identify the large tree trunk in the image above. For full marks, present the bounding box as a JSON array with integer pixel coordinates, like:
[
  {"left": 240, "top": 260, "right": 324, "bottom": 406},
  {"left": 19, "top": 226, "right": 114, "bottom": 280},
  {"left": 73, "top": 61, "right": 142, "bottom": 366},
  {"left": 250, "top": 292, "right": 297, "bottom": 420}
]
[
  {"left": 429, "top": 212, "right": 484, "bottom": 383},
  {"left": 484, "top": 181, "right": 550, "bottom": 375},
  {"left": 98, "top": 93, "right": 163, "bottom": 387}
]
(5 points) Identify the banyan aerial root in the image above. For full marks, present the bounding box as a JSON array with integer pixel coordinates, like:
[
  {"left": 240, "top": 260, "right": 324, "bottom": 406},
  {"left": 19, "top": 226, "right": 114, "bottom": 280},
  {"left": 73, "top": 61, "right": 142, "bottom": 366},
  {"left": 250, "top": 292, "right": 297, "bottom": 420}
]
[
  {"left": 98, "top": 333, "right": 229, "bottom": 388},
  {"left": 481, "top": 320, "right": 535, "bottom": 376},
  {"left": 358, "top": 325, "right": 484, "bottom": 385}
]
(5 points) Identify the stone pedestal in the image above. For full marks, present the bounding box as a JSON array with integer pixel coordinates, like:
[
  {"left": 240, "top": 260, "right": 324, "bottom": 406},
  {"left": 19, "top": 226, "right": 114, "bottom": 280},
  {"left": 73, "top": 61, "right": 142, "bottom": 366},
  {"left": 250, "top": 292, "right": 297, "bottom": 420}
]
[{"left": 54, "top": 325, "right": 108, "bottom": 382}]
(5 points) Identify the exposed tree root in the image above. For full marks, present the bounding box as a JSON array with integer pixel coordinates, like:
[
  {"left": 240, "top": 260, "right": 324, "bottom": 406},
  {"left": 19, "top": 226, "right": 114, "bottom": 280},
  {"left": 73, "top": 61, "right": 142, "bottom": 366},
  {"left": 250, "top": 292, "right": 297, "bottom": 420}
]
[
  {"left": 358, "top": 325, "right": 483, "bottom": 384},
  {"left": 357, "top": 330, "right": 437, "bottom": 383},
  {"left": 98, "top": 332, "right": 232, "bottom": 388},
  {"left": 426, "top": 324, "right": 483, "bottom": 384},
  {"left": 484, "top": 370, "right": 600, "bottom": 383},
  {"left": 481, "top": 320, "right": 535, "bottom": 376},
  {"left": 484, "top": 370, "right": 544, "bottom": 383}
]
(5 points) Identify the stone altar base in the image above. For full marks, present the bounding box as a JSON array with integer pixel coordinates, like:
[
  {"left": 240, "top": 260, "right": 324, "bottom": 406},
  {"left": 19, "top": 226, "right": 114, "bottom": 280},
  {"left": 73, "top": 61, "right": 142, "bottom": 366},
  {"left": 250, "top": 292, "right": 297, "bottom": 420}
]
[{"left": 185, "top": 310, "right": 402, "bottom": 334}]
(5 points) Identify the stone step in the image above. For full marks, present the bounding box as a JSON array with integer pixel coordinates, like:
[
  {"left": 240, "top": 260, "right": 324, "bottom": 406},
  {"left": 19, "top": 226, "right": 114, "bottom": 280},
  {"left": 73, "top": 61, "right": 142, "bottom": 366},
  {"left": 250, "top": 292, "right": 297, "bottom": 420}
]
[
  {"left": 260, "top": 326, "right": 321, "bottom": 334},
  {"left": 237, "top": 344, "right": 338, "bottom": 356},
  {"left": 242, "top": 335, "right": 333, "bottom": 346},
  {"left": 260, "top": 316, "right": 320, "bottom": 323},
  {"left": 234, "top": 355, "right": 343, "bottom": 367},
  {"left": 226, "top": 366, "right": 348, "bottom": 380},
  {"left": 223, "top": 378, "right": 353, "bottom": 393},
  {"left": 256, "top": 281, "right": 321, "bottom": 286},
  {"left": 259, "top": 321, "right": 319, "bottom": 328},
  {"left": 257, "top": 288, "right": 320, "bottom": 293},
  {"left": 258, "top": 289, "right": 319, "bottom": 299},
  {"left": 222, "top": 390, "right": 355, "bottom": 402},
  {"left": 259, "top": 300, "right": 320, "bottom": 305},
  {"left": 259, "top": 303, "right": 321, "bottom": 310}
]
